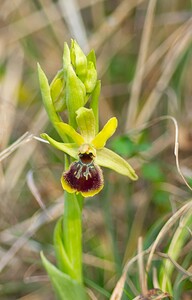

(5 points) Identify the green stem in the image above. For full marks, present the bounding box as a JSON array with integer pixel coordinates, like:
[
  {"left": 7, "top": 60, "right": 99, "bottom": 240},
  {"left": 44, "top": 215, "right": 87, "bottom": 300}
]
[{"left": 63, "top": 192, "right": 83, "bottom": 284}]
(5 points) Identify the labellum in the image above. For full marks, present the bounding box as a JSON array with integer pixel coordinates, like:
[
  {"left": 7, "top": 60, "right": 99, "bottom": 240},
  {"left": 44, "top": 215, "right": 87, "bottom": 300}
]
[{"left": 61, "top": 152, "right": 104, "bottom": 197}]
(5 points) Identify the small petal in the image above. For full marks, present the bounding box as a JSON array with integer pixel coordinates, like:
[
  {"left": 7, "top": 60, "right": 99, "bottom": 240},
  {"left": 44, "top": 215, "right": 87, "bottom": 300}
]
[
  {"left": 92, "top": 117, "right": 118, "bottom": 149},
  {"left": 76, "top": 107, "right": 95, "bottom": 143},
  {"left": 95, "top": 147, "right": 138, "bottom": 181},
  {"left": 55, "top": 122, "right": 85, "bottom": 145},
  {"left": 61, "top": 159, "right": 104, "bottom": 197},
  {"left": 41, "top": 133, "right": 78, "bottom": 159}
]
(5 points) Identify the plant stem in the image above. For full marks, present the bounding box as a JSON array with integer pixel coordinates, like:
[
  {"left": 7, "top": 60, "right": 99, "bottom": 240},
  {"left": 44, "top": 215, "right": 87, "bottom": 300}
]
[{"left": 63, "top": 192, "right": 83, "bottom": 284}]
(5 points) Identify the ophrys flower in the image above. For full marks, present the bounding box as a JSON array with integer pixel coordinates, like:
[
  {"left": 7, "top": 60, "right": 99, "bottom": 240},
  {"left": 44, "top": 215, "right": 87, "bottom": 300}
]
[{"left": 41, "top": 107, "right": 138, "bottom": 197}]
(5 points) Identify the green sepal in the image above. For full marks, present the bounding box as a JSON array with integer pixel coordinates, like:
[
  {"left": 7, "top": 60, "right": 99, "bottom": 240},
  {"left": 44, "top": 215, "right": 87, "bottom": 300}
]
[
  {"left": 38, "top": 63, "right": 60, "bottom": 123},
  {"left": 50, "top": 69, "right": 66, "bottom": 112},
  {"left": 96, "top": 147, "right": 138, "bottom": 181},
  {"left": 70, "top": 39, "right": 87, "bottom": 82},
  {"left": 37, "top": 63, "right": 67, "bottom": 142},
  {"left": 90, "top": 80, "right": 101, "bottom": 134},
  {"left": 41, "top": 252, "right": 88, "bottom": 300},
  {"left": 63, "top": 192, "right": 82, "bottom": 284},
  {"left": 54, "top": 217, "right": 76, "bottom": 279},
  {"left": 76, "top": 107, "right": 95, "bottom": 143},
  {"left": 65, "top": 65, "right": 86, "bottom": 128},
  {"left": 40, "top": 133, "right": 78, "bottom": 159},
  {"left": 84, "top": 61, "right": 97, "bottom": 93}
]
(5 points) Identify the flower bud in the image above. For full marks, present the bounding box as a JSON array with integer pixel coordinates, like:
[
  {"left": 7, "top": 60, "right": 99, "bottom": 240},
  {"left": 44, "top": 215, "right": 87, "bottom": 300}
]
[
  {"left": 62, "top": 41, "right": 99, "bottom": 127},
  {"left": 65, "top": 65, "right": 86, "bottom": 127},
  {"left": 50, "top": 70, "right": 66, "bottom": 112},
  {"left": 70, "top": 39, "right": 87, "bottom": 82},
  {"left": 63, "top": 42, "right": 71, "bottom": 80},
  {"left": 84, "top": 61, "right": 97, "bottom": 93},
  {"left": 87, "top": 49, "right": 96, "bottom": 68}
]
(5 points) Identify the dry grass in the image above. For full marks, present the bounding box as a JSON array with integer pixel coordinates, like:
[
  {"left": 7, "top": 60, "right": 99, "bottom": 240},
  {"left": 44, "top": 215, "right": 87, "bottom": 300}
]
[{"left": 0, "top": 0, "right": 192, "bottom": 299}]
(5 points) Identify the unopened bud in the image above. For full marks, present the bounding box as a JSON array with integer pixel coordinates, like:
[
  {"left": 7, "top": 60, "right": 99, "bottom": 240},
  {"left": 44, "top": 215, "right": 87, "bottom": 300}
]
[
  {"left": 70, "top": 39, "right": 87, "bottom": 82},
  {"left": 50, "top": 70, "right": 66, "bottom": 112},
  {"left": 65, "top": 65, "right": 86, "bottom": 127},
  {"left": 84, "top": 61, "right": 97, "bottom": 93}
]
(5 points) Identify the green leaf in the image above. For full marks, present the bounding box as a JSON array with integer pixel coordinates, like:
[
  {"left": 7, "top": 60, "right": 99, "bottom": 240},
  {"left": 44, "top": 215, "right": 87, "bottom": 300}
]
[
  {"left": 159, "top": 208, "right": 192, "bottom": 294},
  {"left": 54, "top": 217, "right": 76, "bottom": 279},
  {"left": 41, "top": 252, "right": 88, "bottom": 300},
  {"left": 63, "top": 192, "right": 82, "bottom": 283},
  {"left": 109, "top": 135, "right": 151, "bottom": 157},
  {"left": 141, "top": 162, "right": 164, "bottom": 182},
  {"left": 109, "top": 136, "right": 136, "bottom": 157}
]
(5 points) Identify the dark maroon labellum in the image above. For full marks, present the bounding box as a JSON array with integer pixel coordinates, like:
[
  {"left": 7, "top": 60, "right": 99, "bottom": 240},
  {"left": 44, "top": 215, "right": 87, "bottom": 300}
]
[{"left": 62, "top": 153, "right": 103, "bottom": 195}]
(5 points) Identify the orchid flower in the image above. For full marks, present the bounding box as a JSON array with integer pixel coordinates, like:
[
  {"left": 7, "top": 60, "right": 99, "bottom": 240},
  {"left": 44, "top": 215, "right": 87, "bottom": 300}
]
[{"left": 41, "top": 107, "right": 138, "bottom": 197}]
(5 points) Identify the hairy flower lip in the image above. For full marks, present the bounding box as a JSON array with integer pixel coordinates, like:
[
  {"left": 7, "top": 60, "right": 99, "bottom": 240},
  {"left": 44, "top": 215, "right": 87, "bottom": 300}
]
[{"left": 61, "top": 159, "right": 104, "bottom": 197}]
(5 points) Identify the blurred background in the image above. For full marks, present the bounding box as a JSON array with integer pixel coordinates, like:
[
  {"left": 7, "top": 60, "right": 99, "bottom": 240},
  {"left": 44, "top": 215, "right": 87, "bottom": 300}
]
[{"left": 0, "top": 0, "right": 192, "bottom": 299}]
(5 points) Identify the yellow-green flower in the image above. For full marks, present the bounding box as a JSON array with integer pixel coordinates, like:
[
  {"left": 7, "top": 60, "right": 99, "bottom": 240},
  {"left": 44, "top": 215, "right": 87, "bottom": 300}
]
[{"left": 41, "top": 107, "right": 138, "bottom": 197}]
